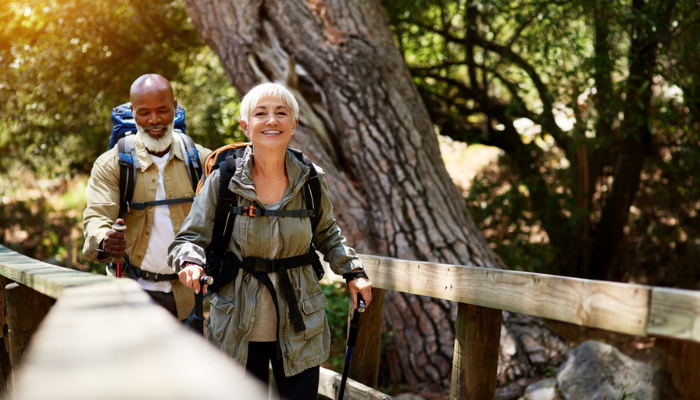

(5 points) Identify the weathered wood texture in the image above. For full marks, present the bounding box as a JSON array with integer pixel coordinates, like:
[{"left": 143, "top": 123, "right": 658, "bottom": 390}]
[
  {"left": 451, "top": 304, "right": 502, "bottom": 400},
  {"left": 349, "top": 287, "right": 385, "bottom": 388},
  {"left": 355, "top": 255, "right": 650, "bottom": 337},
  {"left": 651, "top": 338, "right": 700, "bottom": 400},
  {"left": 647, "top": 287, "right": 700, "bottom": 342},
  {"left": 0, "top": 276, "right": 10, "bottom": 393},
  {"left": 5, "top": 282, "right": 55, "bottom": 368},
  {"left": 11, "top": 280, "right": 268, "bottom": 400},
  {"left": 0, "top": 246, "right": 112, "bottom": 299},
  {"left": 318, "top": 366, "right": 395, "bottom": 400},
  {"left": 0, "top": 245, "right": 267, "bottom": 400}
]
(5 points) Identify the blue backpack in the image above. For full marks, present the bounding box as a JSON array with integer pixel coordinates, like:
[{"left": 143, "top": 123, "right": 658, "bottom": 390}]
[{"left": 109, "top": 103, "right": 202, "bottom": 218}]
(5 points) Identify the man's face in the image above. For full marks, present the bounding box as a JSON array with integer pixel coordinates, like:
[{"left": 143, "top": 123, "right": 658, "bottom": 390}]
[{"left": 130, "top": 88, "right": 176, "bottom": 140}]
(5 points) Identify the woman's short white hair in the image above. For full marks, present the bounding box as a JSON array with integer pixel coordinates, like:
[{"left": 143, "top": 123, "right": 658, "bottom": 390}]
[{"left": 239, "top": 82, "right": 299, "bottom": 124}]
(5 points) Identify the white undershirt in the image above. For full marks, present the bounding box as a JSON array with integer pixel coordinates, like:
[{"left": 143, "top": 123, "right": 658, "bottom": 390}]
[{"left": 139, "top": 151, "right": 175, "bottom": 293}]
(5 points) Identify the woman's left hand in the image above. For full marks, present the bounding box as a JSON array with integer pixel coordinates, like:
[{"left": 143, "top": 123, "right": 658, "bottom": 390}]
[{"left": 348, "top": 276, "right": 373, "bottom": 309}]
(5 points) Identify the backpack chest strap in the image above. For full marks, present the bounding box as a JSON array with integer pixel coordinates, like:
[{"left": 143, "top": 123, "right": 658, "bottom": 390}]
[
  {"left": 233, "top": 205, "right": 314, "bottom": 218},
  {"left": 128, "top": 197, "right": 194, "bottom": 211}
]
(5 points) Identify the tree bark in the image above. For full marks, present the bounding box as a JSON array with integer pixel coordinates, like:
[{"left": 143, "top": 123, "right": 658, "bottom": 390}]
[{"left": 183, "top": 0, "right": 566, "bottom": 388}]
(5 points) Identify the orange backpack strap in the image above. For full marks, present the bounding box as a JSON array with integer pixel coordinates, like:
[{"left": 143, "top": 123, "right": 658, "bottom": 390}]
[{"left": 196, "top": 142, "right": 250, "bottom": 194}]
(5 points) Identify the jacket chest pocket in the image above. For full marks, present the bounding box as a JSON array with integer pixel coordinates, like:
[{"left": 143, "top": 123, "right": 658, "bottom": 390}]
[{"left": 299, "top": 290, "right": 328, "bottom": 340}]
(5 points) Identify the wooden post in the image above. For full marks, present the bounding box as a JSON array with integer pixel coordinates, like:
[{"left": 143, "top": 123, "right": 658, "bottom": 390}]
[
  {"left": 5, "top": 282, "right": 55, "bottom": 369},
  {"left": 0, "top": 276, "right": 11, "bottom": 393},
  {"left": 451, "top": 303, "right": 502, "bottom": 400},
  {"left": 651, "top": 337, "right": 700, "bottom": 399},
  {"left": 349, "top": 287, "right": 385, "bottom": 387}
]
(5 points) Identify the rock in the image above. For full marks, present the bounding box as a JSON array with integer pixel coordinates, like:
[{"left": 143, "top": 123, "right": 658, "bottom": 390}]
[
  {"left": 496, "top": 383, "right": 523, "bottom": 400},
  {"left": 395, "top": 394, "right": 425, "bottom": 400},
  {"left": 557, "top": 341, "right": 651, "bottom": 400},
  {"left": 523, "top": 378, "right": 559, "bottom": 400}
]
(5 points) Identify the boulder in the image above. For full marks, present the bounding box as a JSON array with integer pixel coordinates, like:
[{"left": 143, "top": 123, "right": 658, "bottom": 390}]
[{"left": 557, "top": 341, "right": 651, "bottom": 400}]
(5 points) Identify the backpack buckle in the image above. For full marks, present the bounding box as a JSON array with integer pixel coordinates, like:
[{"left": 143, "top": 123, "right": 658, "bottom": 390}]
[{"left": 245, "top": 206, "right": 257, "bottom": 216}]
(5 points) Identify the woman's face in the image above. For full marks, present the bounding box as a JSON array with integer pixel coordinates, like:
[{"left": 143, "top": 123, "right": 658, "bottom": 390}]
[{"left": 241, "top": 95, "right": 297, "bottom": 151}]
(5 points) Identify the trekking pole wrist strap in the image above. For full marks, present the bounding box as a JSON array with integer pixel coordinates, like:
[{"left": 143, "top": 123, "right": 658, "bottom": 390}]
[{"left": 343, "top": 270, "right": 368, "bottom": 284}]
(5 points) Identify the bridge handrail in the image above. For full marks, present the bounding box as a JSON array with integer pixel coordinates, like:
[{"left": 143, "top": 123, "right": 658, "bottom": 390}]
[
  {"left": 0, "top": 245, "right": 267, "bottom": 399},
  {"left": 324, "top": 254, "right": 699, "bottom": 342}
]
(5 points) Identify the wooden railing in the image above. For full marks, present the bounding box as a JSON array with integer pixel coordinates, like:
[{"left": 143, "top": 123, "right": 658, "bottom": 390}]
[{"left": 2, "top": 244, "right": 699, "bottom": 399}]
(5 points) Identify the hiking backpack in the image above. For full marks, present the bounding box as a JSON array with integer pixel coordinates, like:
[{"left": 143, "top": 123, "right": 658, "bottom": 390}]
[
  {"left": 198, "top": 143, "right": 324, "bottom": 293},
  {"left": 110, "top": 103, "right": 203, "bottom": 217}
]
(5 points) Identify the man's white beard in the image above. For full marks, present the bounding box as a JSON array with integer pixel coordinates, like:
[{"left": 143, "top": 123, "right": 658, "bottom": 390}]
[{"left": 136, "top": 121, "right": 174, "bottom": 153}]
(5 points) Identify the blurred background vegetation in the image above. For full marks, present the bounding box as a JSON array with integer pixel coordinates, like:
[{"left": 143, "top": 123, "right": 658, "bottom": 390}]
[{"left": 1, "top": 0, "right": 699, "bottom": 290}]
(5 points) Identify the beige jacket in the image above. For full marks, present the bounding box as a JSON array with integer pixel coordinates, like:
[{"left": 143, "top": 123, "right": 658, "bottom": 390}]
[
  {"left": 82, "top": 133, "right": 211, "bottom": 319},
  {"left": 168, "top": 146, "right": 364, "bottom": 376}
]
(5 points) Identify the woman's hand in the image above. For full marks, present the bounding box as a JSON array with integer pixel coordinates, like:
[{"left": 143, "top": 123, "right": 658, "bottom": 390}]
[
  {"left": 347, "top": 276, "right": 372, "bottom": 309},
  {"left": 178, "top": 263, "right": 208, "bottom": 294}
]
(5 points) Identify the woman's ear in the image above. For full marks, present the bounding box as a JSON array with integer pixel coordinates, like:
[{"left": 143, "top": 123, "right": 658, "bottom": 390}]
[
  {"left": 240, "top": 120, "right": 249, "bottom": 137},
  {"left": 291, "top": 118, "right": 298, "bottom": 136}
]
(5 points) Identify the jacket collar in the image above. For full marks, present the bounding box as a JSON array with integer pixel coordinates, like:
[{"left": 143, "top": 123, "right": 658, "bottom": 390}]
[
  {"left": 230, "top": 145, "right": 311, "bottom": 205},
  {"left": 133, "top": 131, "right": 185, "bottom": 171}
]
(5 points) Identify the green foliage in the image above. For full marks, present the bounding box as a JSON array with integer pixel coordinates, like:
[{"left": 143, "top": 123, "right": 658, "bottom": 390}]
[
  {"left": 0, "top": 0, "right": 241, "bottom": 177},
  {"left": 322, "top": 281, "right": 350, "bottom": 372},
  {"left": 385, "top": 0, "right": 700, "bottom": 282}
]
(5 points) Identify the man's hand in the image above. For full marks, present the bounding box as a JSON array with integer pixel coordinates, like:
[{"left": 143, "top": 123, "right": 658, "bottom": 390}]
[
  {"left": 179, "top": 263, "right": 208, "bottom": 294},
  {"left": 102, "top": 218, "right": 127, "bottom": 263},
  {"left": 347, "top": 275, "right": 372, "bottom": 310}
]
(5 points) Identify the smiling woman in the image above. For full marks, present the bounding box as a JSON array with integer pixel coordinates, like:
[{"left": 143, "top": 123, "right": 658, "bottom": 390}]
[{"left": 168, "top": 82, "right": 373, "bottom": 400}]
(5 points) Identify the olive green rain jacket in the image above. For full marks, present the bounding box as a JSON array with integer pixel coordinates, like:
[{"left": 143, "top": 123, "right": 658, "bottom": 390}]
[{"left": 168, "top": 146, "right": 364, "bottom": 377}]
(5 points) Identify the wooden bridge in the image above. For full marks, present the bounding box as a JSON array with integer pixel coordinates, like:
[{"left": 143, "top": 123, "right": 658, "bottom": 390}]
[{"left": 1, "top": 244, "right": 699, "bottom": 399}]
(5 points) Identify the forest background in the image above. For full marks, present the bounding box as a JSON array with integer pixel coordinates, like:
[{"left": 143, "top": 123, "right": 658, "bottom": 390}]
[{"left": 1, "top": 0, "right": 700, "bottom": 394}]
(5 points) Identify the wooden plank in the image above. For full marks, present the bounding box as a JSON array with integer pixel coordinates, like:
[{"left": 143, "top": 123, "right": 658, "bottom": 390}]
[
  {"left": 0, "top": 276, "right": 10, "bottom": 392},
  {"left": 11, "top": 280, "right": 268, "bottom": 400},
  {"left": 0, "top": 246, "right": 112, "bottom": 299},
  {"left": 451, "top": 304, "right": 501, "bottom": 400},
  {"left": 318, "top": 367, "right": 395, "bottom": 400},
  {"left": 5, "top": 282, "right": 55, "bottom": 368},
  {"left": 651, "top": 337, "right": 700, "bottom": 399},
  {"left": 349, "top": 287, "right": 385, "bottom": 388},
  {"left": 357, "top": 255, "right": 651, "bottom": 336},
  {"left": 647, "top": 287, "right": 700, "bottom": 341}
]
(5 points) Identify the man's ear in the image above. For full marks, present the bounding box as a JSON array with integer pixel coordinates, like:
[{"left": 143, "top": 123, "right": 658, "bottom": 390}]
[{"left": 173, "top": 99, "right": 178, "bottom": 110}]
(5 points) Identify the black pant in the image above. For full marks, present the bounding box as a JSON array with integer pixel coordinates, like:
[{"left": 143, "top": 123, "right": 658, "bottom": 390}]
[
  {"left": 246, "top": 341, "right": 319, "bottom": 400},
  {"left": 145, "top": 289, "right": 178, "bottom": 318}
]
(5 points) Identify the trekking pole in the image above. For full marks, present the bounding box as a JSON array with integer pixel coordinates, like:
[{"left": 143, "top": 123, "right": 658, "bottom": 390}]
[
  {"left": 337, "top": 293, "right": 365, "bottom": 400},
  {"left": 194, "top": 275, "right": 214, "bottom": 335},
  {"left": 111, "top": 222, "right": 126, "bottom": 278}
]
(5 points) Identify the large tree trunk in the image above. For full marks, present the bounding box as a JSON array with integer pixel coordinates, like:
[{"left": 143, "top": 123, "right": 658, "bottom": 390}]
[{"left": 183, "top": 0, "right": 566, "bottom": 388}]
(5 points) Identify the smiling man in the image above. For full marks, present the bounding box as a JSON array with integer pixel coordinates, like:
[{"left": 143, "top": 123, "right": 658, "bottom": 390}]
[{"left": 82, "top": 74, "right": 211, "bottom": 320}]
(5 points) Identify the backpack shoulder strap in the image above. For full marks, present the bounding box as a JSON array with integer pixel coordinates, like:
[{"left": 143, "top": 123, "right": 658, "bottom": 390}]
[
  {"left": 208, "top": 146, "right": 247, "bottom": 260},
  {"left": 289, "top": 149, "right": 321, "bottom": 232},
  {"left": 117, "top": 135, "right": 140, "bottom": 218},
  {"left": 175, "top": 131, "right": 202, "bottom": 191}
]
